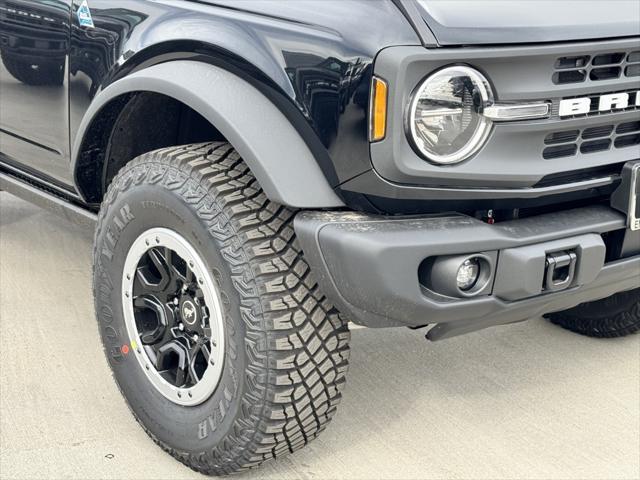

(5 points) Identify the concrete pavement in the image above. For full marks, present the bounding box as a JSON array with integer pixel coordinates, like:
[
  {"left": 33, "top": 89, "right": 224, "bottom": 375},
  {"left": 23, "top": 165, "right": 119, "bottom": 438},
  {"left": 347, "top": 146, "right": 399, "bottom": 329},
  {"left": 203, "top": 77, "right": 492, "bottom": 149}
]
[{"left": 1, "top": 192, "right": 639, "bottom": 480}]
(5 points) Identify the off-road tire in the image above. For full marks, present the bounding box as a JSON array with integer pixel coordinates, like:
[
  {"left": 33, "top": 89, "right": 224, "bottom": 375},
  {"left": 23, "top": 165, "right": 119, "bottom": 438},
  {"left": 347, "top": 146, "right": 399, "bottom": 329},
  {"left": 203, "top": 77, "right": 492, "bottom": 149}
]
[
  {"left": 93, "top": 142, "right": 350, "bottom": 475},
  {"left": 0, "top": 50, "right": 64, "bottom": 86},
  {"left": 547, "top": 288, "right": 640, "bottom": 338}
]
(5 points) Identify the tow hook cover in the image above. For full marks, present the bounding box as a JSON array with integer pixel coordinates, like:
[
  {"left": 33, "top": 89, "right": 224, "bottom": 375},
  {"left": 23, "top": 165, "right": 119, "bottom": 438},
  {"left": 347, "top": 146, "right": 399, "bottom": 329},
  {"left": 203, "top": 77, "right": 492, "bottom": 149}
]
[{"left": 494, "top": 234, "right": 605, "bottom": 301}]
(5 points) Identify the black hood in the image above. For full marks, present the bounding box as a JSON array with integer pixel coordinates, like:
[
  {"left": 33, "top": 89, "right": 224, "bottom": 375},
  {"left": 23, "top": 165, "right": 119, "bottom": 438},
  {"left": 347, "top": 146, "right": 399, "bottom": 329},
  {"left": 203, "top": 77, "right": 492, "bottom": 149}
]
[{"left": 413, "top": 0, "right": 640, "bottom": 46}]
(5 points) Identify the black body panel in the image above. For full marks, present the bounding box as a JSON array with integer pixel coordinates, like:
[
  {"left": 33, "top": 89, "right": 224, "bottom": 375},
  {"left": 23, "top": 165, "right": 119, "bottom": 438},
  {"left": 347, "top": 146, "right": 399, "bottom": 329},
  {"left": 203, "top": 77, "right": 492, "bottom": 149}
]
[
  {"left": 65, "top": 0, "right": 419, "bottom": 193},
  {"left": 1, "top": 0, "right": 637, "bottom": 215},
  {"left": 0, "top": 0, "right": 73, "bottom": 186},
  {"left": 0, "top": 0, "right": 421, "bottom": 204}
]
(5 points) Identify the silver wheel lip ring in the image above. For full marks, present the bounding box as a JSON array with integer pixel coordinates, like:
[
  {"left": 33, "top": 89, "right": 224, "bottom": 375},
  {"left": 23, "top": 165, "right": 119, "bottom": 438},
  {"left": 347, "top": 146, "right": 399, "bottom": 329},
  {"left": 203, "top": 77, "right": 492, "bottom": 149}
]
[{"left": 122, "top": 227, "right": 225, "bottom": 407}]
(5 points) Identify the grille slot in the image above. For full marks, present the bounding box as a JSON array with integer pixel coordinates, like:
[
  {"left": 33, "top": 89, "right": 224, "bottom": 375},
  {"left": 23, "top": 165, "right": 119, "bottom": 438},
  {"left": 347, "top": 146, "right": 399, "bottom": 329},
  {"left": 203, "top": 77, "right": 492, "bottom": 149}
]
[
  {"left": 543, "top": 144, "right": 577, "bottom": 160},
  {"left": 555, "top": 55, "right": 589, "bottom": 69},
  {"left": 626, "top": 64, "right": 640, "bottom": 77},
  {"left": 582, "top": 125, "right": 614, "bottom": 139},
  {"left": 617, "top": 121, "right": 640, "bottom": 134},
  {"left": 580, "top": 139, "right": 611, "bottom": 154},
  {"left": 614, "top": 133, "right": 640, "bottom": 149},
  {"left": 590, "top": 66, "right": 621, "bottom": 81},
  {"left": 553, "top": 50, "right": 640, "bottom": 84},
  {"left": 542, "top": 121, "right": 640, "bottom": 159},
  {"left": 545, "top": 130, "right": 580, "bottom": 145},
  {"left": 592, "top": 52, "right": 624, "bottom": 66},
  {"left": 553, "top": 70, "right": 586, "bottom": 84}
]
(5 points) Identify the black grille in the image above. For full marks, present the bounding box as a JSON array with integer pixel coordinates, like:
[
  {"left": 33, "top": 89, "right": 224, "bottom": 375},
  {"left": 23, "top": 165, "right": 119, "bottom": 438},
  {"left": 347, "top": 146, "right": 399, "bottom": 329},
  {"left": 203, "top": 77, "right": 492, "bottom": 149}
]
[
  {"left": 543, "top": 120, "right": 640, "bottom": 159},
  {"left": 553, "top": 50, "right": 640, "bottom": 84}
]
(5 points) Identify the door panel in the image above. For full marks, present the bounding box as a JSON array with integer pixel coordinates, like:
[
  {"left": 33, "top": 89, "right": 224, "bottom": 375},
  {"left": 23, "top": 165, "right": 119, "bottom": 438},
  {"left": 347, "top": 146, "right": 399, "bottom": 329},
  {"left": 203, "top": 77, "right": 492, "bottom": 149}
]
[{"left": 0, "top": 0, "right": 73, "bottom": 187}]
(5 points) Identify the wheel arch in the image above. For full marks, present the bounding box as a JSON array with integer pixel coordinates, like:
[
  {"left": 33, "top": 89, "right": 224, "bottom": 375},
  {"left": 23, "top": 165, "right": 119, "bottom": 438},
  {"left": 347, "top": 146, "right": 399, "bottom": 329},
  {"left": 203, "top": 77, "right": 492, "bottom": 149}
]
[{"left": 72, "top": 60, "right": 344, "bottom": 208}]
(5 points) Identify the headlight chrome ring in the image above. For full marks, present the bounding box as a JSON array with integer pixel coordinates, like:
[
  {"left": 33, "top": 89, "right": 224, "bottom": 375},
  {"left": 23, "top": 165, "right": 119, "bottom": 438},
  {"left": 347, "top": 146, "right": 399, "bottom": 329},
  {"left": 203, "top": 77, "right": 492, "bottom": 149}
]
[{"left": 407, "top": 65, "right": 494, "bottom": 165}]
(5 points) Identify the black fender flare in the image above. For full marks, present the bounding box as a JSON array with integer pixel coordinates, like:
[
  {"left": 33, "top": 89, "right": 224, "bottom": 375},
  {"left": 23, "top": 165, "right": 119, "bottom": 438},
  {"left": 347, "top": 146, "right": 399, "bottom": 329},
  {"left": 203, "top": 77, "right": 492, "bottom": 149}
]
[{"left": 71, "top": 60, "right": 344, "bottom": 208}]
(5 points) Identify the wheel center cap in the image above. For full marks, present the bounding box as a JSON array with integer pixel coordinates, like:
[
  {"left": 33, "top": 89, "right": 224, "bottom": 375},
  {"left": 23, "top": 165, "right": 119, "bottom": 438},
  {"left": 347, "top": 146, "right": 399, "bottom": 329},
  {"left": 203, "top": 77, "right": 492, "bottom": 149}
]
[{"left": 180, "top": 298, "right": 198, "bottom": 326}]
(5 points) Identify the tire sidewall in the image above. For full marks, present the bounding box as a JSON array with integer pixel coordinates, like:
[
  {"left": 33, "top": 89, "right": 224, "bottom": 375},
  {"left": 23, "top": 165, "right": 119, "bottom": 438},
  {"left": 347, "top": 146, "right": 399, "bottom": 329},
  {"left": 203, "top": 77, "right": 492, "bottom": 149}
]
[{"left": 94, "top": 177, "right": 248, "bottom": 453}]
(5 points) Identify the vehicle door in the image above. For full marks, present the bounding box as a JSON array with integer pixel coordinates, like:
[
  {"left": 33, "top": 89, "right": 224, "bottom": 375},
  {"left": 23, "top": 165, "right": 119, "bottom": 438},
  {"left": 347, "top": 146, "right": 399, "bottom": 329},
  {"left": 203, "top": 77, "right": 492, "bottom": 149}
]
[{"left": 0, "top": 0, "right": 73, "bottom": 188}]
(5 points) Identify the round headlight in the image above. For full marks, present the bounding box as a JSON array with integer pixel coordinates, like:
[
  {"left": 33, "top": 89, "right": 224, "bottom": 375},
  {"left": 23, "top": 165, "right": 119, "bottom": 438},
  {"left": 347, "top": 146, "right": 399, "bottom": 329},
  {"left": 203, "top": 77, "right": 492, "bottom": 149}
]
[{"left": 408, "top": 66, "right": 494, "bottom": 165}]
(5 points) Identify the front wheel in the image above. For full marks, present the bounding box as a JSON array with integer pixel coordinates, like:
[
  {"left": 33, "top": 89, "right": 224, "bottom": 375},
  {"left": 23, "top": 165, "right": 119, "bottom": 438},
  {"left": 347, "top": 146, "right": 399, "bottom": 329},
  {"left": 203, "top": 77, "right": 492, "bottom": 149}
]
[
  {"left": 93, "top": 143, "right": 350, "bottom": 475},
  {"left": 547, "top": 288, "right": 640, "bottom": 338}
]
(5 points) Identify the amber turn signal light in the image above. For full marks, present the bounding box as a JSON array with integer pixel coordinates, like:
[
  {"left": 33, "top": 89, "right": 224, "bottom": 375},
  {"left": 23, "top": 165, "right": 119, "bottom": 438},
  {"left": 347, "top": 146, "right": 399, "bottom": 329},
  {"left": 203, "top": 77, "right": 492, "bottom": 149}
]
[{"left": 370, "top": 76, "right": 388, "bottom": 142}]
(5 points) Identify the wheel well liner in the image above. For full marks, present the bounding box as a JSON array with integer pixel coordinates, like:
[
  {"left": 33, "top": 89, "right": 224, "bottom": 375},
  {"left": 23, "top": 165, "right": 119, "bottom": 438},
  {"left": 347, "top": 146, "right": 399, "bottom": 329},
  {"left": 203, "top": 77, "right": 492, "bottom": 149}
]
[{"left": 72, "top": 61, "right": 344, "bottom": 208}]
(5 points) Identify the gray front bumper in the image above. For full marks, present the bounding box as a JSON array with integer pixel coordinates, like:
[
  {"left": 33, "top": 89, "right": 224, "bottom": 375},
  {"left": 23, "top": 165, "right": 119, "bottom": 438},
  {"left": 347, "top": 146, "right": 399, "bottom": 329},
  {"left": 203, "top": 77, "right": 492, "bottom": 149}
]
[{"left": 294, "top": 205, "right": 640, "bottom": 340}]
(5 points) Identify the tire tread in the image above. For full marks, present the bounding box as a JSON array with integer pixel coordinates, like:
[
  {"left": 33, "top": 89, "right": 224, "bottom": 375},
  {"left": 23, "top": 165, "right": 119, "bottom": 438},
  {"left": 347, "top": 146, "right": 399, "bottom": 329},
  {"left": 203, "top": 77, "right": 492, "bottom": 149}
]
[
  {"left": 548, "top": 288, "right": 640, "bottom": 338},
  {"left": 94, "top": 142, "right": 350, "bottom": 475}
]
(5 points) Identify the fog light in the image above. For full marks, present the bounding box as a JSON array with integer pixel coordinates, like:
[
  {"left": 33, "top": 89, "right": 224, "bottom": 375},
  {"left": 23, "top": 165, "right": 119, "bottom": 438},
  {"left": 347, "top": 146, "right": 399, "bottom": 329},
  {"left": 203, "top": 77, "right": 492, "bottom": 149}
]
[
  {"left": 456, "top": 258, "right": 480, "bottom": 291},
  {"left": 422, "top": 252, "right": 495, "bottom": 298}
]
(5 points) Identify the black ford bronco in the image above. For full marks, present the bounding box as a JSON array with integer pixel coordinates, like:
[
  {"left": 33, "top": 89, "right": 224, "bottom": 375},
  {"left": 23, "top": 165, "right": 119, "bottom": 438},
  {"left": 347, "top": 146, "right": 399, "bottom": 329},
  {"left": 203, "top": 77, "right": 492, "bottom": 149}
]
[{"left": 1, "top": 0, "right": 639, "bottom": 475}]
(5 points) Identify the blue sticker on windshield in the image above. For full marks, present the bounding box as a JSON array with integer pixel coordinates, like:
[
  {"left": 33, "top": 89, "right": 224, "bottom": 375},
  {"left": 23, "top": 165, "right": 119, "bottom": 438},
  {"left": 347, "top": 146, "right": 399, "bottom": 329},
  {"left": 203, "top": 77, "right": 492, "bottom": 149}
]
[{"left": 77, "top": 0, "right": 94, "bottom": 28}]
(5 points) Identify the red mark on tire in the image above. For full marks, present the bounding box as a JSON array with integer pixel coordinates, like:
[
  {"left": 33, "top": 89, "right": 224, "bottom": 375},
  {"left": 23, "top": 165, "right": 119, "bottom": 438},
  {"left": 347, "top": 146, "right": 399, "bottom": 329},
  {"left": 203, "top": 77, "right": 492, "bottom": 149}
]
[{"left": 122, "top": 344, "right": 130, "bottom": 355}]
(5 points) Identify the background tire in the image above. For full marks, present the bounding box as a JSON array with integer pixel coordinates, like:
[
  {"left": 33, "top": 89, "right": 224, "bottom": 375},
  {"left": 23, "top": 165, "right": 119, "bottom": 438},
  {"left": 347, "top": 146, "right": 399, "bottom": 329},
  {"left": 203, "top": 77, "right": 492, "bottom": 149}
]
[
  {"left": 0, "top": 50, "right": 65, "bottom": 86},
  {"left": 547, "top": 288, "right": 640, "bottom": 338},
  {"left": 93, "top": 142, "right": 350, "bottom": 475}
]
